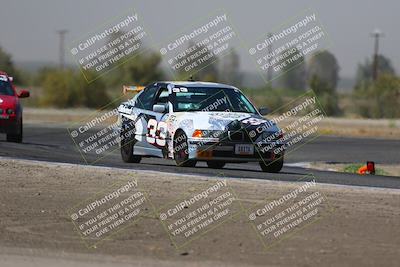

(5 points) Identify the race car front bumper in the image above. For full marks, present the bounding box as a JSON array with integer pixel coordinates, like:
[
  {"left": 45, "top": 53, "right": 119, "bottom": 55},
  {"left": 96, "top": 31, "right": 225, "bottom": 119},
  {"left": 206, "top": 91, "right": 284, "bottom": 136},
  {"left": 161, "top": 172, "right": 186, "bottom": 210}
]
[
  {"left": 0, "top": 115, "right": 18, "bottom": 134},
  {"left": 188, "top": 139, "right": 285, "bottom": 162}
]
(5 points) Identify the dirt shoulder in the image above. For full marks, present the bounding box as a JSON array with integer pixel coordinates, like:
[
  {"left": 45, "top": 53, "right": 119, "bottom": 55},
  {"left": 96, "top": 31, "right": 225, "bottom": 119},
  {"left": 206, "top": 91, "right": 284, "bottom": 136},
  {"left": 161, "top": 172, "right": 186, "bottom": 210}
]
[{"left": 0, "top": 157, "right": 399, "bottom": 266}]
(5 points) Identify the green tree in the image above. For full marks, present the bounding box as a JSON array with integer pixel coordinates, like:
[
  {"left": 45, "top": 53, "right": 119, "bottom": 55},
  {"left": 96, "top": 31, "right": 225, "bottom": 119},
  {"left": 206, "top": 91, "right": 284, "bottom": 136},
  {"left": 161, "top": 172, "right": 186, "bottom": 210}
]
[
  {"left": 105, "top": 49, "right": 164, "bottom": 88},
  {"left": 122, "top": 51, "right": 164, "bottom": 84},
  {"left": 40, "top": 69, "right": 110, "bottom": 108},
  {"left": 355, "top": 55, "right": 395, "bottom": 87},
  {"left": 34, "top": 67, "right": 55, "bottom": 86},
  {"left": 75, "top": 71, "right": 110, "bottom": 108},
  {"left": 219, "top": 49, "right": 241, "bottom": 85},
  {"left": 279, "top": 48, "right": 306, "bottom": 91},
  {"left": 307, "top": 50, "right": 339, "bottom": 89},
  {"left": 0, "top": 46, "right": 22, "bottom": 84},
  {"left": 175, "top": 41, "right": 219, "bottom": 82},
  {"left": 40, "top": 69, "right": 76, "bottom": 108},
  {"left": 354, "top": 74, "right": 400, "bottom": 118},
  {"left": 309, "top": 75, "right": 340, "bottom": 116}
]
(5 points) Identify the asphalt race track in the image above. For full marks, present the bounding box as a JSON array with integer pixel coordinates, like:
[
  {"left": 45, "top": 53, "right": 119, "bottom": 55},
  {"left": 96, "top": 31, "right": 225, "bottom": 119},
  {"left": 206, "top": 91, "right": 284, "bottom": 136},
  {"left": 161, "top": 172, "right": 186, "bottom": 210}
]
[{"left": 0, "top": 123, "right": 399, "bottom": 189}]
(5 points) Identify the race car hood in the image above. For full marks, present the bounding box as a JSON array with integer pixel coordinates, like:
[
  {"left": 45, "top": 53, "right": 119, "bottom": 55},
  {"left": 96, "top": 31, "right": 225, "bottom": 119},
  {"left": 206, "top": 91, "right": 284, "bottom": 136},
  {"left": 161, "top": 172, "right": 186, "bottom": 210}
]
[
  {"left": 0, "top": 95, "right": 17, "bottom": 109},
  {"left": 172, "top": 111, "right": 279, "bottom": 134}
]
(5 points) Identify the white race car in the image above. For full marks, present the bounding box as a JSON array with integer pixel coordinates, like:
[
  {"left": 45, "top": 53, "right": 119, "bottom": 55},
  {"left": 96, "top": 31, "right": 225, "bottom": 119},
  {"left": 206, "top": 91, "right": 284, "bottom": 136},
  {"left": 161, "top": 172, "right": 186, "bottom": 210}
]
[{"left": 116, "top": 81, "right": 285, "bottom": 172}]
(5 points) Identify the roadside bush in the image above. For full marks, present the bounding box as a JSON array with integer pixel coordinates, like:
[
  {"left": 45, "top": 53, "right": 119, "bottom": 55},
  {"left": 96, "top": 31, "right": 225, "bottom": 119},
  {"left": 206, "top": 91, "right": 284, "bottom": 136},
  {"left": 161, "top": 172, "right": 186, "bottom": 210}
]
[
  {"left": 39, "top": 69, "right": 110, "bottom": 108},
  {"left": 40, "top": 69, "right": 76, "bottom": 108},
  {"left": 354, "top": 74, "right": 400, "bottom": 118},
  {"left": 241, "top": 87, "right": 284, "bottom": 112},
  {"left": 309, "top": 75, "right": 341, "bottom": 116},
  {"left": 105, "top": 50, "right": 164, "bottom": 87},
  {"left": 75, "top": 71, "right": 110, "bottom": 108},
  {"left": 261, "top": 89, "right": 285, "bottom": 112}
]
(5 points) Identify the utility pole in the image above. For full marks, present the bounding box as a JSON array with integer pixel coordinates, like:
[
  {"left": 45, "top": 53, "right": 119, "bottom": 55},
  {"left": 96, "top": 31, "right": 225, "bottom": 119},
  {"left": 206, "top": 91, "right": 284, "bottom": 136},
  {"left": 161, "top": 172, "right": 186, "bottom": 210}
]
[
  {"left": 371, "top": 29, "right": 383, "bottom": 81},
  {"left": 57, "top": 29, "right": 68, "bottom": 69},
  {"left": 266, "top": 32, "right": 273, "bottom": 86}
]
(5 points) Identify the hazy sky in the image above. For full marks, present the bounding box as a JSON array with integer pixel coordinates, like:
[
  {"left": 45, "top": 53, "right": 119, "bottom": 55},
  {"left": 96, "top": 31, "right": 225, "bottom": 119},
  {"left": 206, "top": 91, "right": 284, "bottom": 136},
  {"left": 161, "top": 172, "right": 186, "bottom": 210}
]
[{"left": 0, "top": 0, "right": 398, "bottom": 77}]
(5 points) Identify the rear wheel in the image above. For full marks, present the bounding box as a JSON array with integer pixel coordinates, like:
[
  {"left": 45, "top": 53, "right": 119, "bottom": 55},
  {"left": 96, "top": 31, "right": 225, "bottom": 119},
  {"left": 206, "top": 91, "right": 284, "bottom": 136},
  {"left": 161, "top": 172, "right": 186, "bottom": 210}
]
[
  {"left": 259, "top": 156, "right": 284, "bottom": 173},
  {"left": 174, "top": 130, "right": 196, "bottom": 167},
  {"left": 6, "top": 119, "right": 23, "bottom": 143},
  {"left": 206, "top": 161, "right": 225, "bottom": 169},
  {"left": 120, "top": 120, "right": 141, "bottom": 163}
]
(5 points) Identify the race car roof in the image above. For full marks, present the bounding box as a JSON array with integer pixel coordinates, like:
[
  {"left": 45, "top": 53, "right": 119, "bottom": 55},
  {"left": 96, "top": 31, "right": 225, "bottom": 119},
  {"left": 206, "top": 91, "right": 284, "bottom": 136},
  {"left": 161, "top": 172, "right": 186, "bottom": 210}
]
[{"left": 159, "top": 81, "right": 237, "bottom": 90}]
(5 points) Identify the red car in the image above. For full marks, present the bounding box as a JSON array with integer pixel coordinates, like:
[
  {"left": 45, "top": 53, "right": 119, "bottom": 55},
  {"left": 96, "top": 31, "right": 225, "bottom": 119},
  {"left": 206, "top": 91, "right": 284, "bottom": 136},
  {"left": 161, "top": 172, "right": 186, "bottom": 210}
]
[{"left": 0, "top": 71, "right": 29, "bottom": 143}]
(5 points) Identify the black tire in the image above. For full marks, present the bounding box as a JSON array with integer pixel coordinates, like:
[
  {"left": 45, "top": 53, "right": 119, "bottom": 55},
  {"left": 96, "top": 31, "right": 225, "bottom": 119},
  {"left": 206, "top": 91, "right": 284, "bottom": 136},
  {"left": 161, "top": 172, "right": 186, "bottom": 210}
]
[
  {"left": 120, "top": 121, "right": 141, "bottom": 163},
  {"left": 174, "top": 130, "right": 196, "bottom": 167},
  {"left": 259, "top": 156, "right": 284, "bottom": 173},
  {"left": 6, "top": 119, "right": 23, "bottom": 143},
  {"left": 206, "top": 161, "right": 226, "bottom": 169}
]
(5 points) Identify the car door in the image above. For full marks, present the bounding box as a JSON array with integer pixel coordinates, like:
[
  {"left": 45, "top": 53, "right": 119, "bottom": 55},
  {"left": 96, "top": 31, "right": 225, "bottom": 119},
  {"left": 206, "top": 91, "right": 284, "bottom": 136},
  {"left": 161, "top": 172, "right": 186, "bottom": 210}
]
[{"left": 133, "top": 84, "right": 170, "bottom": 157}]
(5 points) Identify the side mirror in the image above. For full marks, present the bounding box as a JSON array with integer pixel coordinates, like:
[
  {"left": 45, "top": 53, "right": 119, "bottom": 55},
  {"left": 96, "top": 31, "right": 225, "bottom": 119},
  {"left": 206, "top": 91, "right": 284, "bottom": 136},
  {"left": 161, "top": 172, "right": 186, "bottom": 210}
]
[
  {"left": 153, "top": 104, "right": 166, "bottom": 113},
  {"left": 18, "top": 90, "right": 30, "bottom": 98},
  {"left": 258, "top": 107, "right": 269, "bottom": 116}
]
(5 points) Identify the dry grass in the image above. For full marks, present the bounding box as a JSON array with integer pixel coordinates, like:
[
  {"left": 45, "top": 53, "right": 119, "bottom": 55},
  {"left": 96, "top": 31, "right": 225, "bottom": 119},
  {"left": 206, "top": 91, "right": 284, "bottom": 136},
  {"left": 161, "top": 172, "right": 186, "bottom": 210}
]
[
  {"left": 307, "top": 162, "right": 400, "bottom": 177},
  {"left": 271, "top": 116, "right": 400, "bottom": 140}
]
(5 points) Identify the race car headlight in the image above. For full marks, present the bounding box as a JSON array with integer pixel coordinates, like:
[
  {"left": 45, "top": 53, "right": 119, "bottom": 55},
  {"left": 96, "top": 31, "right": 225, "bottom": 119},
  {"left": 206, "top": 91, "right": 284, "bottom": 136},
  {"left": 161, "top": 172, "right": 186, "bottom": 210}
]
[
  {"left": 6, "top": 108, "right": 15, "bottom": 115},
  {"left": 192, "top": 129, "right": 224, "bottom": 139},
  {"left": 192, "top": 129, "right": 203, "bottom": 138}
]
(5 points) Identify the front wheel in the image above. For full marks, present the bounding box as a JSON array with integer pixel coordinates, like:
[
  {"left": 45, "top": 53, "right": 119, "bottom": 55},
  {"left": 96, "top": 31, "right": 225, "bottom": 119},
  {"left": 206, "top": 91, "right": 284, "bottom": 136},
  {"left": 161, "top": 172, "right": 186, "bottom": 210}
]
[
  {"left": 259, "top": 156, "right": 284, "bottom": 173},
  {"left": 206, "top": 161, "right": 225, "bottom": 169},
  {"left": 173, "top": 130, "right": 196, "bottom": 167},
  {"left": 120, "top": 121, "right": 141, "bottom": 163},
  {"left": 6, "top": 119, "right": 23, "bottom": 143}
]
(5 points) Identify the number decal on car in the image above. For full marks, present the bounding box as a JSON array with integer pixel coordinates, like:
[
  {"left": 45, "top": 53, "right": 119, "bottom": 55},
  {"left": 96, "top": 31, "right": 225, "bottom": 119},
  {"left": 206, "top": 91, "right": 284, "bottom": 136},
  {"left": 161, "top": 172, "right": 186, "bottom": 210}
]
[
  {"left": 146, "top": 119, "right": 167, "bottom": 146},
  {"left": 242, "top": 118, "right": 266, "bottom": 126}
]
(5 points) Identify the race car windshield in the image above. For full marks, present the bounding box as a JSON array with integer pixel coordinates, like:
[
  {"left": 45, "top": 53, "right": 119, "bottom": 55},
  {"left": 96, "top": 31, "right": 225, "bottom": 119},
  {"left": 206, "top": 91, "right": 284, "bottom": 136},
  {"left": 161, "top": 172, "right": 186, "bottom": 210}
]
[
  {"left": 0, "top": 79, "right": 14, "bottom": 96},
  {"left": 172, "top": 87, "right": 257, "bottom": 113}
]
